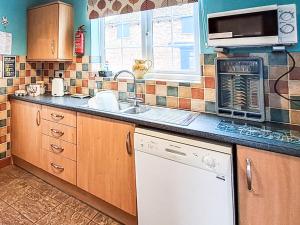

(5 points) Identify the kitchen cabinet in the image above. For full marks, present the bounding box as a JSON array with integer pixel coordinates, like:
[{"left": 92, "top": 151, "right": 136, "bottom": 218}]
[
  {"left": 77, "top": 113, "right": 137, "bottom": 216},
  {"left": 11, "top": 100, "right": 42, "bottom": 167},
  {"left": 27, "top": 2, "right": 73, "bottom": 61},
  {"left": 237, "top": 146, "right": 300, "bottom": 225}
]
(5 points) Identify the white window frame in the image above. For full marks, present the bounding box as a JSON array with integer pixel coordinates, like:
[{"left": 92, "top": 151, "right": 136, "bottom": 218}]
[{"left": 96, "top": 3, "right": 201, "bottom": 81}]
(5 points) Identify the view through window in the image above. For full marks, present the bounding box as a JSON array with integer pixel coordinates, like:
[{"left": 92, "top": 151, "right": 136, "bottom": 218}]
[{"left": 93, "top": 3, "right": 200, "bottom": 78}]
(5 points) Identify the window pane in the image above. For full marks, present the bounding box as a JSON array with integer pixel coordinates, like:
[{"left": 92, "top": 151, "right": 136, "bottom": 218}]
[
  {"left": 151, "top": 3, "right": 197, "bottom": 73},
  {"left": 105, "top": 48, "right": 122, "bottom": 71},
  {"left": 122, "top": 22, "right": 141, "bottom": 47},
  {"left": 122, "top": 48, "right": 142, "bottom": 70},
  {"left": 104, "top": 12, "right": 142, "bottom": 72},
  {"left": 153, "top": 47, "right": 173, "bottom": 71},
  {"left": 181, "top": 17, "right": 194, "bottom": 34},
  {"left": 153, "top": 17, "right": 172, "bottom": 46},
  {"left": 105, "top": 22, "right": 121, "bottom": 49}
]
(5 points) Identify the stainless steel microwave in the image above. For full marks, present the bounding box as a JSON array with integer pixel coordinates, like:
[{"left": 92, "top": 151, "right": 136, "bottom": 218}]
[{"left": 207, "top": 4, "right": 298, "bottom": 47}]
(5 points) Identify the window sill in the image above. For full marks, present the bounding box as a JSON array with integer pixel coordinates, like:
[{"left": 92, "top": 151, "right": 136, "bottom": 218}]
[{"left": 144, "top": 73, "right": 202, "bottom": 84}]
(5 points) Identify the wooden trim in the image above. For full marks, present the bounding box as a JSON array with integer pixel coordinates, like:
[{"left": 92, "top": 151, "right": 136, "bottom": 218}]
[
  {"left": 0, "top": 156, "right": 12, "bottom": 169},
  {"left": 28, "top": 1, "right": 72, "bottom": 10},
  {"left": 13, "top": 156, "right": 137, "bottom": 225}
]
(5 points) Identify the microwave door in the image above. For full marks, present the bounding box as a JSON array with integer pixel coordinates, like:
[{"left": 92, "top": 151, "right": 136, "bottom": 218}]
[{"left": 208, "top": 10, "right": 278, "bottom": 39}]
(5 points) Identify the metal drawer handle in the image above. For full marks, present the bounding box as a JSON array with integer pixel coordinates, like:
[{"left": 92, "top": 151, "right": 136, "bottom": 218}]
[
  {"left": 50, "top": 128, "right": 64, "bottom": 137},
  {"left": 36, "top": 110, "right": 41, "bottom": 126},
  {"left": 126, "top": 131, "right": 132, "bottom": 155},
  {"left": 50, "top": 144, "right": 64, "bottom": 153},
  {"left": 51, "top": 162, "right": 64, "bottom": 173},
  {"left": 246, "top": 158, "right": 253, "bottom": 191},
  {"left": 51, "top": 113, "right": 64, "bottom": 121}
]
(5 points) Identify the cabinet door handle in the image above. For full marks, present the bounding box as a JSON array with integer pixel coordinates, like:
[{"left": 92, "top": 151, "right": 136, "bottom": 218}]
[
  {"left": 51, "top": 162, "right": 64, "bottom": 173},
  {"left": 36, "top": 110, "right": 41, "bottom": 126},
  {"left": 51, "top": 113, "right": 64, "bottom": 121},
  {"left": 126, "top": 131, "right": 132, "bottom": 155},
  {"left": 246, "top": 158, "right": 253, "bottom": 191},
  {"left": 51, "top": 40, "right": 55, "bottom": 55},
  {"left": 50, "top": 144, "right": 64, "bottom": 153},
  {"left": 50, "top": 128, "right": 64, "bottom": 137}
]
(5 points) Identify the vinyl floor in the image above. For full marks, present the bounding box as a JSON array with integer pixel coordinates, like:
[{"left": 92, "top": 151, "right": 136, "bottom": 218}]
[{"left": 0, "top": 165, "right": 121, "bottom": 225}]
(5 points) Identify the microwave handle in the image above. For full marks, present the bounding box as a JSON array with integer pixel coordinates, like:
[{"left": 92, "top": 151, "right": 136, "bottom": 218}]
[{"left": 208, "top": 32, "right": 233, "bottom": 40}]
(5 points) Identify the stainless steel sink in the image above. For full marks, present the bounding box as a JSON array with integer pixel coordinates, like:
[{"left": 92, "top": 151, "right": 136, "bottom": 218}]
[
  {"left": 119, "top": 102, "right": 134, "bottom": 111},
  {"left": 120, "top": 105, "right": 151, "bottom": 114},
  {"left": 81, "top": 100, "right": 198, "bottom": 126}
]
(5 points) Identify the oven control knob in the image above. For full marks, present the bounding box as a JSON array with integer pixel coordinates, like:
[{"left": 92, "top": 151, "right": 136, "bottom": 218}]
[
  {"left": 148, "top": 143, "right": 153, "bottom": 150},
  {"left": 280, "top": 11, "right": 294, "bottom": 21},
  {"left": 280, "top": 24, "right": 295, "bottom": 34},
  {"left": 202, "top": 155, "right": 216, "bottom": 169}
]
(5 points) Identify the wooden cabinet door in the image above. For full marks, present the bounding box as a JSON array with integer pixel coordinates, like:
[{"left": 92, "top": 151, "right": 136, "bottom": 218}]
[
  {"left": 11, "top": 100, "right": 42, "bottom": 168},
  {"left": 27, "top": 4, "right": 59, "bottom": 60},
  {"left": 237, "top": 146, "right": 300, "bottom": 225},
  {"left": 27, "top": 2, "right": 73, "bottom": 61},
  {"left": 77, "top": 113, "right": 136, "bottom": 216},
  {"left": 57, "top": 3, "right": 73, "bottom": 60}
]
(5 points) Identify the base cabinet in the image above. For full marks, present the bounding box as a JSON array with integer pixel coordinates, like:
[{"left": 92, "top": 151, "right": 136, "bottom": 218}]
[
  {"left": 11, "top": 100, "right": 42, "bottom": 168},
  {"left": 237, "top": 146, "right": 300, "bottom": 225},
  {"left": 77, "top": 113, "right": 137, "bottom": 216},
  {"left": 11, "top": 101, "right": 137, "bottom": 216}
]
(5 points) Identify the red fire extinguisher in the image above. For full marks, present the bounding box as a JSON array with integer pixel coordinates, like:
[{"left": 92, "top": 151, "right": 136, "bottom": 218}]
[{"left": 75, "top": 25, "right": 85, "bottom": 56}]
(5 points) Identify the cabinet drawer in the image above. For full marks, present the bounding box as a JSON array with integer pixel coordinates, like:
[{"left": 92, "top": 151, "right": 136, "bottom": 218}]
[
  {"left": 42, "top": 106, "right": 76, "bottom": 127},
  {"left": 42, "top": 120, "right": 76, "bottom": 144},
  {"left": 42, "top": 135, "right": 76, "bottom": 161},
  {"left": 41, "top": 150, "right": 76, "bottom": 185}
]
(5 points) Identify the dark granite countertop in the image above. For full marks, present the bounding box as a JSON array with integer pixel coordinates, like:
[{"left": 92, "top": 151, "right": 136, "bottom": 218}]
[{"left": 9, "top": 94, "right": 300, "bottom": 157}]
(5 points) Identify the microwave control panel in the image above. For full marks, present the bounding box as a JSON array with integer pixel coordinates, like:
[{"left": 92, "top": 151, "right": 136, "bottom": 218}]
[{"left": 278, "top": 4, "right": 298, "bottom": 44}]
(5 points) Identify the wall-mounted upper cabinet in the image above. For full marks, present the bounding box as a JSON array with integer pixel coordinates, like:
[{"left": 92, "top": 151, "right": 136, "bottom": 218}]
[{"left": 27, "top": 1, "right": 74, "bottom": 61}]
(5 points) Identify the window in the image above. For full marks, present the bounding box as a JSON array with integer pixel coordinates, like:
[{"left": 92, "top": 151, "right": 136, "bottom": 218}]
[
  {"left": 102, "top": 13, "right": 142, "bottom": 72},
  {"left": 181, "top": 17, "right": 194, "bottom": 34},
  {"left": 117, "top": 24, "right": 130, "bottom": 39},
  {"left": 92, "top": 3, "right": 200, "bottom": 80}
]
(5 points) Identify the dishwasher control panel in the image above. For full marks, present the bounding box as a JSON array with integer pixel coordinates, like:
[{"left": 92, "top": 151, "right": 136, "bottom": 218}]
[{"left": 135, "top": 133, "right": 232, "bottom": 175}]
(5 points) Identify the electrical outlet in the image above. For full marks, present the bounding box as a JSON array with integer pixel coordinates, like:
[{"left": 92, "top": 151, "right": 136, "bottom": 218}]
[{"left": 54, "top": 70, "right": 65, "bottom": 78}]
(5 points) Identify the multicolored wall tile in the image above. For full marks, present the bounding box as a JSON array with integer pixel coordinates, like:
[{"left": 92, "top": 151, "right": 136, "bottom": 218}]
[{"left": 25, "top": 52, "right": 300, "bottom": 127}]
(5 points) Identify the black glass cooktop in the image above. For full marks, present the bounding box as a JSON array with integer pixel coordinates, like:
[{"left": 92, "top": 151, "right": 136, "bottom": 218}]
[{"left": 217, "top": 120, "right": 300, "bottom": 146}]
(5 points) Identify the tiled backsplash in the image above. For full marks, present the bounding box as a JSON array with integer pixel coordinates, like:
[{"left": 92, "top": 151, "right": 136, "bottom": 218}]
[
  {"left": 37, "top": 56, "right": 206, "bottom": 112},
  {"left": 28, "top": 52, "right": 300, "bottom": 126}
]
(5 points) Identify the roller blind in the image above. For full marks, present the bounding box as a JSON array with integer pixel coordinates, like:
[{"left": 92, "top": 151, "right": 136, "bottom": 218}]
[{"left": 88, "top": 0, "right": 198, "bottom": 19}]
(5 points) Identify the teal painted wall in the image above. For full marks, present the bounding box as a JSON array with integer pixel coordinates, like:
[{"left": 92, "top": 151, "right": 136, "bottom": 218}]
[
  {"left": 0, "top": 0, "right": 91, "bottom": 56},
  {"left": 0, "top": 0, "right": 37, "bottom": 55},
  {"left": 199, "top": 0, "right": 300, "bottom": 53}
]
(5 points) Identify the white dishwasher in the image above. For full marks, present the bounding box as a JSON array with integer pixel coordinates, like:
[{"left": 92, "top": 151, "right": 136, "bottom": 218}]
[{"left": 134, "top": 128, "right": 235, "bottom": 225}]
